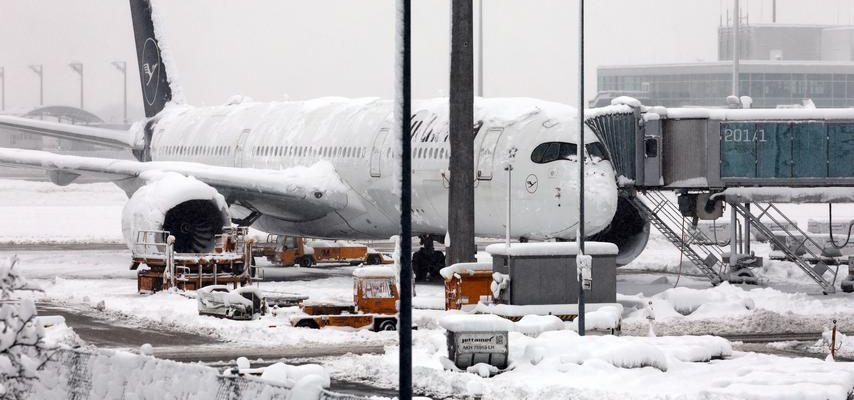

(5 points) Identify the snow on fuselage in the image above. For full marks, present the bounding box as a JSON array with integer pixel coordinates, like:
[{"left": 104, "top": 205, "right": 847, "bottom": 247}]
[{"left": 147, "top": 97, "right": 618, "bottom": 240}]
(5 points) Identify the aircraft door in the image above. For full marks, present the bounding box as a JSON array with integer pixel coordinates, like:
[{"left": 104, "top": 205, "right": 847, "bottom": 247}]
[
  {"left": 234, "top": 128, "right": 251, "bottom": 168},
  {"left": 476, "top": 127, "right": 504, "bottom": 180},
  {"left": 370, "top": 128, "right": 390, "bottom": 177}
]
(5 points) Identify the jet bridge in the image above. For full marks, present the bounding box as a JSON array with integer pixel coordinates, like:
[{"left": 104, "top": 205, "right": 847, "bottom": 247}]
[{"left": 587, "top": 103, "right": 854, "bottom": 293}]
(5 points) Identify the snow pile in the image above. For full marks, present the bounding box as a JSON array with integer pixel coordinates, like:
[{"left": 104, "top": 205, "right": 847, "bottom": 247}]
[
  {"left": 620, "top": 283, "right": 854, "bottom": 335},
  {"left": 28, "top": 348, "right": 304, "bottom": 399},
  {"left": 653, "top": 285, "right": 755, "bottom": 315},
  {"left": 519, "top": 331, "right": 672, "bottom": 371},
  {"left": 609, "top": 96, "right": 642, "bottom": 107},
  {"left": 490, "top": 272, "right": 509, "bottom": 301},
  {"left": 260, "top": 362, "right": 331, "bottom": 398},
  {"left": 327, "top": 330, "right": 805, "bottom": 400},
  {"left": 568, "top": 305, "right": 623, "bottom": 332},
  {"left": 0, "top": 256, "right": 50, "bottom": 399},
  {"left": 515, "top": 315, "right": 564, "bottom": 337}
]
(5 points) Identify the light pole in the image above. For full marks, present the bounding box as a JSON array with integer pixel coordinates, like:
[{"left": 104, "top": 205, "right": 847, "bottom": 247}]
[
  {"left": 28, "top": 64, "right": 44, "bottom": 106},
  {"left": 69, "top": 62, "right": 84, "bottom": 110},
  {"left": 504, "top": 146, "right": 517, "bottom": 251},
  {"left": 395, "top": 0, "right": 413, "bottom": 398},
  {"left": 577, "top": 0, "right": 586, "bottom": 336},
  {"left": 0, "top": 66, "right": 5, "bottom": 112},
  {"left": 112, "top": 61, "right": 128, "bottom": 124},
  {"left": 732, "top": 0, "right": 740, "bottom": 97},
  {"left": 477, "top": 0, "right": 484, "bottom": 97}
]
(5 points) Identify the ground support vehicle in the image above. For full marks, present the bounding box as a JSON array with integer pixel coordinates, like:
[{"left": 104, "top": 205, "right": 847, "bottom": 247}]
[
  {"left": 440, "top": 262, "right": 494, "bottom": 310},
  {"left": 290, "top": 266, "right": 400, "bottom": 331},
  {"left": 253, "top": 235, "right": 387, "bottom": 267},
  {"left": 132, "top": 227, "right": 254, "bottom": 293},
  {"left": 197, "top": 285, "right": 267, "bottom": 320}
]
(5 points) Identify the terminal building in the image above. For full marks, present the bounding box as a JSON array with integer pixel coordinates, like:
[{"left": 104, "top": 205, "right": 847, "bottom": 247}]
[{"left": 594, "top": 24, "right": 854, "bottom": 108}]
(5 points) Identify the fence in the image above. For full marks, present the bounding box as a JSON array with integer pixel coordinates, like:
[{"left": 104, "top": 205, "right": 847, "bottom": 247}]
[{"left": 31, "top": 348, "right": 371, "bottom": 400}]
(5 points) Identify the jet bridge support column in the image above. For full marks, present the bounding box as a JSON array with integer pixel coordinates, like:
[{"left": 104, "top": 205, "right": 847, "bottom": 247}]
[
  {"left": 743, "top": 203, "right": 751, "bottom": 255},
  {"left": 729, "top": 201, "right": 738, "bottom": 266}
]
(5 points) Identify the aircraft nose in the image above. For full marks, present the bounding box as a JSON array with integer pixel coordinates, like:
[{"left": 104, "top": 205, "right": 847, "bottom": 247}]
[{"left": 582, "top": 164, "right": 619, "bottom": 235}]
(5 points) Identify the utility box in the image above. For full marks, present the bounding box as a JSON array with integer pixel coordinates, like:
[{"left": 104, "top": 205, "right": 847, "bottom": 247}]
[
  {"left": 486, "top": 242, "right": 618, "bottom": 305},
  {"left": 440, "top": 314, "right": 512, "bottom": 370},
  {"left": 439, "top": 262, "right": 494, "bottom": 310}
]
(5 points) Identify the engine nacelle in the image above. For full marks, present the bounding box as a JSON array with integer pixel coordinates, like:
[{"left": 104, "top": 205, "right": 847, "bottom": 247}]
[
  {"left": 122, "top": 172, "right": 230, "bottom": 253},
  {"left": 588, "top": 196, "right": 650, "bottom": 266}
]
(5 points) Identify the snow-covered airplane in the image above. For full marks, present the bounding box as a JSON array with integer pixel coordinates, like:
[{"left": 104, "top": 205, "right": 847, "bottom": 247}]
[{"left": 0, "top": 0, "right": 649, "bottom": 266}]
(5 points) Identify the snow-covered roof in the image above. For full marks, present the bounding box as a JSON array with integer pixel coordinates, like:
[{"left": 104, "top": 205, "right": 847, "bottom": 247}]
[
  {"left": 439, "top": 262, "right": 492, "bottom": 280},
  {"left": 439, "top": 314, "right": 517, "bottom": 332},
  {"left": 485, "top": 242, "right": 618, "bottom": 257},
  {"left": 665, "top": 107, "right": 854, "bottom": 121},
  {"left": 473, "top": 302, "right": 623, "bottom": 317},
  {"left": 352, "top": 266, "right": 396, "bottom": 278}
]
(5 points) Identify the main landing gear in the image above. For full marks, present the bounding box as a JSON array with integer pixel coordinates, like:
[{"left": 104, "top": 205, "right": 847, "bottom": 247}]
[{"left": 413, "top": 235, "right": 446, "bottom": 282}]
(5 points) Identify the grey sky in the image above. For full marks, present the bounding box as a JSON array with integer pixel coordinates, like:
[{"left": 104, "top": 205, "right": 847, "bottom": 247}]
[{"left": 1, "top": 0, "right": 850, "bottom": 123}]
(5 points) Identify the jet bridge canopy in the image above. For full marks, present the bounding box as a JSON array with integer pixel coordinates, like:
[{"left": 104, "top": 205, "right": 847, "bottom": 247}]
[{"left": 586, "top": 105, "right": 854, "bottom": 190}]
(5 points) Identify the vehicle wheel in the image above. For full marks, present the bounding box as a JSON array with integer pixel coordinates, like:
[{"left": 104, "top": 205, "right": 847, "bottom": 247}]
[
  {"left": 376, "top": 319, "right": 397, "bottom": 331},
  {"left": 299, "top": 256, "right": 314, "bottom": 268},
  {"left": 366, "top": 254, "right": 382, "bottom": 265},
  {"left": 295, "top": 319, "right": 319, "bottom": 329}
]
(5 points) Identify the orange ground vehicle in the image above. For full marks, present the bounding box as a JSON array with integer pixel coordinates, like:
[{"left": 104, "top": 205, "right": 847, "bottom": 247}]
[
  {"left": 440, "top": 262, "right": 494, "bottom": 310},
  {"left": 254, "top": 235, "right": 386, "bottom": 267},
  {"left": 291, "top": 266, "right": 399, "bottom": 331}
]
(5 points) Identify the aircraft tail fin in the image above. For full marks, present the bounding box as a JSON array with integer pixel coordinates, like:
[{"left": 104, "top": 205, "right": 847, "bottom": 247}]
[{"left": 129, "top": 0, "right": 173, "bottom": 118}]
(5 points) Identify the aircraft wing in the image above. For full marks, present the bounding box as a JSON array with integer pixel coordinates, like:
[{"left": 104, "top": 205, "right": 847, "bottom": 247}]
[
  {"left": 0, "top": 115, "right": 137, "bottom": 149},
  {"left": 0, "top": 147, "right": 349, "bottom": 217}
]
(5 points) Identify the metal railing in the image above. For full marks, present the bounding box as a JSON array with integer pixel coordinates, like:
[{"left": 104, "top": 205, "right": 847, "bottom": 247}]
[
  {"left": 631, "top": 192, "right": 725, "bottom": 284},
  {"left": 733, "top": 203, "right": 838, "bottom": 294},
  {"left": 133, "top": 229, "right": 171, "bottom": 257},
  {"left": 33, "top": 348, "right": 371, "bottom": 400}
]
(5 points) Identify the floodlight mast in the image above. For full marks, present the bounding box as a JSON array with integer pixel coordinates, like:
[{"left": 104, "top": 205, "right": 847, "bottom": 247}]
[
  {"left": 28, "top": 64, "right": 44, "bottom": 106},
  {"left": 69, "top": 62, "right": 84, "bottom": 109},
  {"left": 112, "top": 61, "right": 128, "bottom": 124}
]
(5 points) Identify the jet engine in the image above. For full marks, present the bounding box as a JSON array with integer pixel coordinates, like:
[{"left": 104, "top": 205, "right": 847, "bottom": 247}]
[
  {"left": 588, "top": 196, "right": 650, "bottom": 266},
  {"left": 121, "top": 172, "right": 230, "bottom": 253}
]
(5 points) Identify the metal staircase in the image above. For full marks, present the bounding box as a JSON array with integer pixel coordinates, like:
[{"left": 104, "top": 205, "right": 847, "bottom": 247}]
[
  {"left": 731, "top": 203, "right": 838, "bottom": 294},
  {"left": 628, "top": 191, "right": 725, "bottom": 285}
]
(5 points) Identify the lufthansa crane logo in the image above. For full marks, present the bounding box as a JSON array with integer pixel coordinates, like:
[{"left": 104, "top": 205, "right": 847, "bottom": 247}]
[
  {"left": 525, "top": 174, "right": 538, "bottom": 193},
  {"left": 141, "top": 37, "right": 161, "bottom": 106}
]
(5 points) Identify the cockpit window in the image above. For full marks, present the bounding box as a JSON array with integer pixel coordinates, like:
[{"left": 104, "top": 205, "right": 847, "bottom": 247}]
[
  {"left": 586, "top": 142, "right": 611, "bottom": 162},
  {"left": 531, "top": 142, "right": 578, "bottom": 164}
]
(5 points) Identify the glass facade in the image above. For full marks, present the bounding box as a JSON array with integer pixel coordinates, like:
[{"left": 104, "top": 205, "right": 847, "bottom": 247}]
[{"left": 597, "top": 71, "right": 854, "bottom": 108}]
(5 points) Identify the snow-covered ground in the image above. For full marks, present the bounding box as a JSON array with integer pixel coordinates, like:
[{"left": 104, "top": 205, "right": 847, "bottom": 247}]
[
  {"left": 0, "top": 179, "right": 127, "bottom": 244},
  {"left": 7, "top": 179, "right": 854, "bottom": 399},
  {"left": 327, "top": 330, "right": 854, "bottom": 400}
]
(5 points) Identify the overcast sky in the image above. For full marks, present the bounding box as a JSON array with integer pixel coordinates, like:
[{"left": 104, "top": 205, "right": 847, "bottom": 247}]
[{"left": 1, "top": 0, "right": 851, "bottom": 123}]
